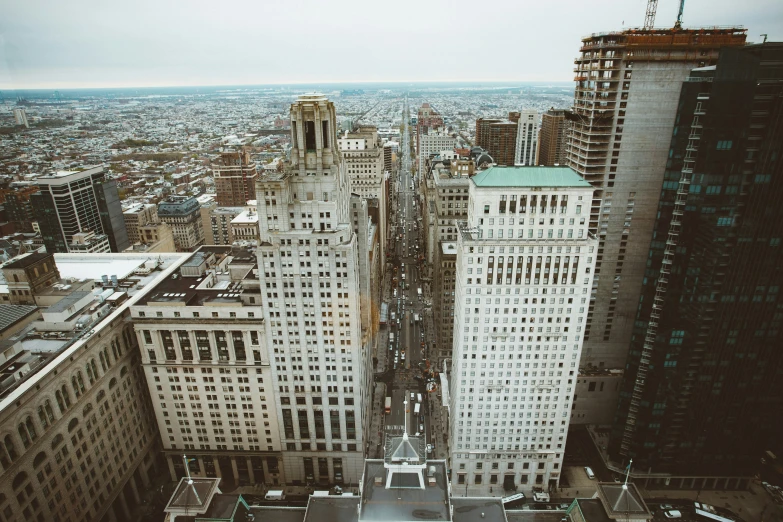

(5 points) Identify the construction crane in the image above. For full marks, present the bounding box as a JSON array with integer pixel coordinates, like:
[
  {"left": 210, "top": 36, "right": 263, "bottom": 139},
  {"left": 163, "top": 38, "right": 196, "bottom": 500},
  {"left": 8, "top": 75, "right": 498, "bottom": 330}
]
[
  {"left": 674, "top": 0, "right": 685, "bottom": 29},
  {"left": 644, "top": 0, "right": 659, "bottom": 30},
  {"left": 644, "top": 0, "right": 686, "bottom": 30}
]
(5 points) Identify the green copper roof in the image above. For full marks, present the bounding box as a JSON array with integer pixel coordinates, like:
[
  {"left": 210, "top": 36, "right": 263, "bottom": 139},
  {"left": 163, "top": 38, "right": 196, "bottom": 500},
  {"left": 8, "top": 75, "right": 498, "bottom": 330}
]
[{"left": 471, "top": 166, "right": 592, "bottom": 188}]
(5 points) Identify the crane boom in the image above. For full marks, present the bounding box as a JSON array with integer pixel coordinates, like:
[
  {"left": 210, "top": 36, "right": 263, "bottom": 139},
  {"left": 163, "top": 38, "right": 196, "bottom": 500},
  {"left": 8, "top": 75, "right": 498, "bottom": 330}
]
[
  {"left": 644, "top": 0, "right": 659, "bottom": 30},
  {"left": 674, "top": 0, "right": 685, "bottom": 29}
]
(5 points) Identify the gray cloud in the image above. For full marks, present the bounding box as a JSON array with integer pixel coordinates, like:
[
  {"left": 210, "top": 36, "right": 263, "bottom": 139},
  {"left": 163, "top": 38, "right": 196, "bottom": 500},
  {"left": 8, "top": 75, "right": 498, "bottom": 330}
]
[{"left": 0, "top": 0, "right": 781, "bottom": 88}]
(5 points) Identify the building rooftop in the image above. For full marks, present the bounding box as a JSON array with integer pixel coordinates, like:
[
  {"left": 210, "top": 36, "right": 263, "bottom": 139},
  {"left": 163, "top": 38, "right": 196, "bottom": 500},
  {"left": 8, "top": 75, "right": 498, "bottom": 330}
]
[
  {"left": 2, "top": 252, "right": 51, "bottom": 269},
  {"left": 451, "top": 498, "right": 508, "bottom": 522},
  {"left": 575, "top": 499, "right": 612, "bottom": 522},
  {"left": 0, "top": 252, "right": 189, "bottom": 409},
  {"left": 0, "top": 304, "right": 38, "bottom": 332},
  {"left": 136, "top": 246, "right": 257, "bottom": 307},
  {"left": 471, "top": 166, "right": 591, "bottom": 189},
  {"left": 359, "top": 459, "right": 450, "bottom": 522},
  {"left": 303, "top": 497, "right": 359, "bottom": 522},
  {"left": 596, "top": 483, "right": 651, "bottom": 517},
  {"left": 165, "top": 477, "right": 222, "bottom": 515},
  {"left": 158, "top": 195, "right": 201, "bottom": 216}
]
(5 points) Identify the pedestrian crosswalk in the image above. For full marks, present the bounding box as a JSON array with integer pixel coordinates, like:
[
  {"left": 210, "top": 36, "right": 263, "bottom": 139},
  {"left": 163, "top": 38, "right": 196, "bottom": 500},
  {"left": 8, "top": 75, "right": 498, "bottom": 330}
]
[{"left": 385, "top": 425, "right": 405, "bottom": 432}]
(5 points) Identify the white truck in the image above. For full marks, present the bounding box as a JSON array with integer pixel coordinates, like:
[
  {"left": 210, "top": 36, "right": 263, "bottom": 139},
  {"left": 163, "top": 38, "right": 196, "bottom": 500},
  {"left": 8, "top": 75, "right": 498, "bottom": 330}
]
[{"left": 417, "top": 287, "right": 422, "bottom": 299}]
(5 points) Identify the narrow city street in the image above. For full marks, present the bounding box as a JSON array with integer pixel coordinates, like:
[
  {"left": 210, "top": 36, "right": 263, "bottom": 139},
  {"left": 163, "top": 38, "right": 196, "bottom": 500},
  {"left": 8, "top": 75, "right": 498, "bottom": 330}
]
[{"left": 370, "top": 98, "right": 448, "bottom": 464}]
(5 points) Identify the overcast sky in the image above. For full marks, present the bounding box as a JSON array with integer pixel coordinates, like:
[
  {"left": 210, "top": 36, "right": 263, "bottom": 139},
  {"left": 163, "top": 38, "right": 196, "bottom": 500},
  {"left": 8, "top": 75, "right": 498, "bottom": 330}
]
[{"left": 1, "top": 0, "right": 781, "bottom": 89}]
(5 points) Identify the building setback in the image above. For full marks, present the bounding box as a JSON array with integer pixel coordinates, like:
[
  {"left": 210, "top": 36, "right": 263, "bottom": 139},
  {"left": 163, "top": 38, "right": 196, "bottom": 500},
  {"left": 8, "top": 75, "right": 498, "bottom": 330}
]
[
  {"left": 566, "top": 27, "right": 747, "bottom": 367},
  {"left": 32, "top": 166, "right": 130, "bottom": 254},
  {"left": 610, "top": 43, "right": 783, "bottom": 474},
  {"left": 254, "top": 94, "right": 371, "bottom": 485},
  {"left": 448, "top": 166, "right": 596, "bottom": 494},
  {"left": 538, "top": 109, "right": 571, "bottom": 167}
]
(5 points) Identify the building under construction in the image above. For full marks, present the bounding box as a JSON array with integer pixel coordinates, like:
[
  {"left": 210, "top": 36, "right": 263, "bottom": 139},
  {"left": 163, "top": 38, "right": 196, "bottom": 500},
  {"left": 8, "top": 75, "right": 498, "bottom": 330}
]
[{"left": 566, "top": 27, "right": 747, "bottom": 368}]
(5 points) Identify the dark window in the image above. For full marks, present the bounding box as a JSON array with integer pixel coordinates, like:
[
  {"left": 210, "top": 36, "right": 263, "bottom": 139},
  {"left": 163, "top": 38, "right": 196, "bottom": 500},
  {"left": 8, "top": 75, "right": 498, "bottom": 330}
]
[{"left": 305, "top": 121, "right": 316, "bottom": 150}]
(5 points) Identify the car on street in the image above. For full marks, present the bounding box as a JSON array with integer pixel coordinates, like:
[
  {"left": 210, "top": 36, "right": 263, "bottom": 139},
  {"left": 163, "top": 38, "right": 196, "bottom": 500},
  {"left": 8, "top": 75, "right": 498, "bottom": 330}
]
[
  {"left": 426, "top": 444, "right": 433, "bottom": 454},
  {"left": 664, "top": 511, "right": 682, "bottom": 519}
]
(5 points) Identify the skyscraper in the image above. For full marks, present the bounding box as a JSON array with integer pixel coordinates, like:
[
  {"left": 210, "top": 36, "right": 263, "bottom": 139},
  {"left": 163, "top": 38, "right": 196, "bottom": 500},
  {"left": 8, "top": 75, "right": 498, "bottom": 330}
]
[
  {"left": 32, "top": 166, "right": 130, "bottom": 253},
  {"left": 611, "top": 43, "right": 783, "bottom": 473},
  {"left": 538, "top": 109, "right": 571, "bottom": 167},
  {"left": 213, "top": 149, "right": 258, "bottom": 207},
  {"left": 448, "top": 165, "right": 596, "bottom": 494},
  {"left": 566, "top": 27, "right": 747, "bottom": 367},
  {"left": 255, "top": 94, "right": 370, "bottom": 483},
  {"left": 514, "top": 110, "right": 539, "bottom": 166},
  {"left": 338, "top": 125, "right": 389, "bottom": 266}
]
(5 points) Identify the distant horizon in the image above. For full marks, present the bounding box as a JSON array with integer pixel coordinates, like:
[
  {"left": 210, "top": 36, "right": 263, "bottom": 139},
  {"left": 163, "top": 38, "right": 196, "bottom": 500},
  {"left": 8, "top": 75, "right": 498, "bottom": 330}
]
[{"left": 0, "top": 79, "right": 575, "bottom": 95}]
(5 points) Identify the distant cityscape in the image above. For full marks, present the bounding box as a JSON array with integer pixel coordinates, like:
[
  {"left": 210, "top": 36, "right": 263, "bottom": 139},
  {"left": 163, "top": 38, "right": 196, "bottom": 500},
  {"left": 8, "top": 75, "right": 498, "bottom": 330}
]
[{"left": 0, "top": 19, "right": 782, "bottom": 522}]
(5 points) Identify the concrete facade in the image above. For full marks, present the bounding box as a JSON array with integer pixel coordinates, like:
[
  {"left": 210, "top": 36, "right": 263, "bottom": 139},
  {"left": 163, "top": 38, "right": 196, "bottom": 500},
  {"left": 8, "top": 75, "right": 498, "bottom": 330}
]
[{"left": 254, "top": 94, "right": 371, "bottom": 486}]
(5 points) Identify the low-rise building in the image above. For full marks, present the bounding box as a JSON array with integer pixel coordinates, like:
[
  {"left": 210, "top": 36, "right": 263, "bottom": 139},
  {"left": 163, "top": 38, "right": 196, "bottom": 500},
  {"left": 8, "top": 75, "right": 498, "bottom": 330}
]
[
  {"left": 68, "top": 231, "right": 111, "bottom": 254},
  {"left": 229, "top": 209, "right": 259, "bottom": 243},
  {"left": 0, "top": 251, "right": 189, "bottom": 522},
  {"left": 2, "top": 252, "right": 60, "bottom": 305},
  {"left": 123, "top": 203, "right": 160, "bottom": 245}
]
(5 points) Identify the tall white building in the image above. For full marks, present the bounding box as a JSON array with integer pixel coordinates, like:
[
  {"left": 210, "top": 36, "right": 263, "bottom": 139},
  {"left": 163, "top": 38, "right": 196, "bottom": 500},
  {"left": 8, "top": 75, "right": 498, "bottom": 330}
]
[
  {"left": 418, "top": 130, "right": 456, "bottom": 177},
  {"left": 515, "top": 110, "right": 539, "bottom": 166},
  {"left": 448, "top": 166, "right": 597, "bottom": 494},
  {"left": 255, "top": 94, "right": 370, "bottom": 485}
]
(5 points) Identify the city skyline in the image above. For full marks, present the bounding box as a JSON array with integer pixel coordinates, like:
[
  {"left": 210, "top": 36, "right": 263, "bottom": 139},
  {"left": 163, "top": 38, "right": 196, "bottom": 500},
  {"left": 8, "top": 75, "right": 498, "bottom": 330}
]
[{"left": 1, "top": 0, "right": 781, "bottom": 89}]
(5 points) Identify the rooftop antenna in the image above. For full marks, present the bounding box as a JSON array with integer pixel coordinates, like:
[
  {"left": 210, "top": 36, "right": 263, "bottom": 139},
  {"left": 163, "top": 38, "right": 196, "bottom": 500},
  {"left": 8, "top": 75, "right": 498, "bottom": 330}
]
[
  {"left": 183, "top": 454, "right": 202, "bottom": 504},
  {"left": 761, "top": 34, "right": 768, "bottom": 43},
  {"left": 623, "top": 458, "right": 633, "bottom": 488},
  {"left": 403, "top": 400, "right": 409, "bottom": 440}
]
